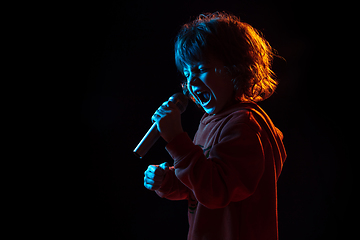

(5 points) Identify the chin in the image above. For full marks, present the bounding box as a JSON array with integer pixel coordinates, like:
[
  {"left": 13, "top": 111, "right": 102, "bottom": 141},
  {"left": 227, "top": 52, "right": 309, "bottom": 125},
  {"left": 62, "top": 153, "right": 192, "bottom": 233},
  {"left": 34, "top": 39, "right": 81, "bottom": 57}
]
[{"left": 204, "top": 107, "right": 217, "bottom": 115}]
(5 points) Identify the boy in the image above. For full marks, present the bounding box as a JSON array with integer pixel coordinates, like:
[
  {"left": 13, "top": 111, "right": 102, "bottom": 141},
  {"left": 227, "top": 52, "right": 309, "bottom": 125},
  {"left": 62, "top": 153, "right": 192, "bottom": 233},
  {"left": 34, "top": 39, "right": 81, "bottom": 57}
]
[{"left": 144, "top": 12, "right": 286, "bottom": 240}]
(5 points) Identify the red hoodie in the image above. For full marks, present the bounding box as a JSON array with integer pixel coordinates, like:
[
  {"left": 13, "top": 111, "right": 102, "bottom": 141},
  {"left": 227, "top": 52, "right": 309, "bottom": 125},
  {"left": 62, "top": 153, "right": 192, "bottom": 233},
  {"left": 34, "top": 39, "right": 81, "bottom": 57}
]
[{"left": 156, "top": 102, "right": 286, "bottom": 240}]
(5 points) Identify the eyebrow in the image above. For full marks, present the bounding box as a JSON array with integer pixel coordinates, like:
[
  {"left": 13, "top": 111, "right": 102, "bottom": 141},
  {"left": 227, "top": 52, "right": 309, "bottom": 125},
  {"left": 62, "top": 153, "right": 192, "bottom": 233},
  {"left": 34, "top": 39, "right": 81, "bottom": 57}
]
[{"left": 183, "top": 61, "right": 211, "bottom": 70}]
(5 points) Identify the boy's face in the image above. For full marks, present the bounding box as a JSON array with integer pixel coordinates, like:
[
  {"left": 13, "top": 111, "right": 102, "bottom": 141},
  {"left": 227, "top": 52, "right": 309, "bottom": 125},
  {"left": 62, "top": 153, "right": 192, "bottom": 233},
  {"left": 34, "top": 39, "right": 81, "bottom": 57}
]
[{"left": 184, "top": 58, "right": 234, "bottom": 115}]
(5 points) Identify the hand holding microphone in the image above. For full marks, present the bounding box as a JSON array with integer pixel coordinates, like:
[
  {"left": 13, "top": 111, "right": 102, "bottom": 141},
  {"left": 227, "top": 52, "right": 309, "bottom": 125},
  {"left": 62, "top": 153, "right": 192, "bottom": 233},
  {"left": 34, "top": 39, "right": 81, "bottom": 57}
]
[
  {"left": 133, "top": 93, "right": 188, "bottom": 158},
  {"left": 152, "top": 100, "right": 183, "bottom": 143}
]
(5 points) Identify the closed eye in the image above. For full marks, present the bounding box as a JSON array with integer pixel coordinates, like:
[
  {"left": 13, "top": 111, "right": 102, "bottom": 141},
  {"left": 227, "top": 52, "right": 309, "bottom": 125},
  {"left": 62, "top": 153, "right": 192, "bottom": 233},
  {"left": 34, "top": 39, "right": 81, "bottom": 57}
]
[
  {"left": 183, "top": 64, "right": 210, "bottom": 79},
  {"left": 199, "top": 68, "right": 209, "bottom": 73},
  {"left": 183, "top": 71, "right": 190, "bottom": 79}
]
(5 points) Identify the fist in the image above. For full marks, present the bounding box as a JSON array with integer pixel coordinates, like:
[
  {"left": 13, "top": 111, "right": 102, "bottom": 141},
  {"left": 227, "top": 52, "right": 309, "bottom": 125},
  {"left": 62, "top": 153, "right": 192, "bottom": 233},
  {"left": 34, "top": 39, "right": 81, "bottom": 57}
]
[
  {"left": 151, "top": 101, "right": 184, "bottom": 143},
  {"left": 144, "top": 162, "right": 170, "bottom": 191}
]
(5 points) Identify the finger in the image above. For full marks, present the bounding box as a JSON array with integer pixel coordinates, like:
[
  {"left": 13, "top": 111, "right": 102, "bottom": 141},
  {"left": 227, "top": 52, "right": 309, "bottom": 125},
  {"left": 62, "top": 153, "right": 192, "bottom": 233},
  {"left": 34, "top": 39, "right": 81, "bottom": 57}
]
[
  {"left": 161, "top": 101, "right": 170, "bottom": 108},
  {"left": 147, "top": 165, "right": 158, "bottom": 173},
  {"left": 145, "top": 170, "right": 164, "bottom": 180},
  {"left": 144, "top": 177, "right": 154, "bottom": 185},
  {"left": 163, "top": 101, "right": 178, "bottom": 111},
  {"left": 145, "top": 166, "right": 165, "bottom": 177},
  {"left": 145, "top": 177, "right": 163, "bottom": 187},
  {"left": 156, "top": 107, "right": 173, "bottom": 115},
  {"left": 146, "top": 166, "right": 166, "bottom": 181},
  {"left": 151, "top": 108, "right": 169, "bottom": 123},
  {"left": 167, "top": 101, "right": 177, "bottom": 109},
  {"left": 159, "top": 162, "right": 170, "bottom": 170},
  {"left": 154, "top": 166, "right": 166, "bottom": 176},
  {"left": 144, "top": 183, "right": 155, "bottom": 191},
  {"left": 145, "top": 171, "right": 164, "bottom": 181},
  {"left": 147, "top": 165, "right": 166, "bottom": 175},
  {"left": 144, "top": 182, "right": 161, "bottom": 191},
  {"left": 145, "top": 171, "right": 155, "bottom": 179},
  {"left": 151, "top": 112, "right": 162, "bottom": 123}
]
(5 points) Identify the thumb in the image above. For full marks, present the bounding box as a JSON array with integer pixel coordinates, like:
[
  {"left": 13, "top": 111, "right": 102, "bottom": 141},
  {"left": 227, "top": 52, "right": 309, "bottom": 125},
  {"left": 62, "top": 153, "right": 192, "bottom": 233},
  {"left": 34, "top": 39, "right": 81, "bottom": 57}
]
[{"left": 159, "top": 162, "right": 170, "bottom": 172}]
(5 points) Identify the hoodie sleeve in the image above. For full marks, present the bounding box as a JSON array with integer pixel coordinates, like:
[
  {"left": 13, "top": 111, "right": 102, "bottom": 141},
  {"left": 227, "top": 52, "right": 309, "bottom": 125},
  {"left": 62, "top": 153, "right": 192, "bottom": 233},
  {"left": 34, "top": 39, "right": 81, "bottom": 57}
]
[
  {"left": 155, "top": 166, "right": 190, "bottom": 200},
  {"left": 165, "top": 116, "right": 265, "bottom": 209}
]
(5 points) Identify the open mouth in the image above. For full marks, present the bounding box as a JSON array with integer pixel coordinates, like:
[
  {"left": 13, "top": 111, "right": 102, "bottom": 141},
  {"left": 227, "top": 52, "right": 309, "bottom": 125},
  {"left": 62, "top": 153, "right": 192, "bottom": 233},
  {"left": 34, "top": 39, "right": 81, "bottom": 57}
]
[{"left": 195, "top": 90, "right": 211, "bottom": 106}]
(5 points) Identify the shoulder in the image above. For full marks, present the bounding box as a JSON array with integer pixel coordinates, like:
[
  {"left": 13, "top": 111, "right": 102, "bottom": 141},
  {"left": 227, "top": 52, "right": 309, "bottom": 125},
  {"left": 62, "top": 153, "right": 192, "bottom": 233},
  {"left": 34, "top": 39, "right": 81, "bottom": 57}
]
[
  {"left": 223, "top": 108, "right": 262, "bottom": 134},
  {"left": 199, "top": 102, "right": 264, "bottom": 138},
  {"left": 214, "top": 110, "right": 262, "bottom": 145}
]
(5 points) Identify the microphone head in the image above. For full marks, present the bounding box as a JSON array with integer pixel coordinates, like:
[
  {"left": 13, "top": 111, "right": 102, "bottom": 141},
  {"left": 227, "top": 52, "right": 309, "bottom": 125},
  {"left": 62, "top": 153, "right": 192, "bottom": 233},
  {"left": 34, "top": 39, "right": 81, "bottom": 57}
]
[{"left": 169, "top": 93, "right": 188, "bottom": 114}]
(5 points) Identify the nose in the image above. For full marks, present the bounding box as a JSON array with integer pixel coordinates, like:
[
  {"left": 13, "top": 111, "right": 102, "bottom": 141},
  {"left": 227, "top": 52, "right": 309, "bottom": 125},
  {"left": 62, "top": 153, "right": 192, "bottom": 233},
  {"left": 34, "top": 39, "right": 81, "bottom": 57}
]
[{"left": 187, "top": 72, "right": 201, "bottom": 86}]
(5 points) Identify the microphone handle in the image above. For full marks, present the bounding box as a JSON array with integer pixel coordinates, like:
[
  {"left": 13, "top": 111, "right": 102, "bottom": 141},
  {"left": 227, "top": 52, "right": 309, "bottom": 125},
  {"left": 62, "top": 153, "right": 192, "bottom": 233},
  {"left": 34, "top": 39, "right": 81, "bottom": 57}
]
[{"left": 133, "top": 123, "right": 160, "bottom": 159}]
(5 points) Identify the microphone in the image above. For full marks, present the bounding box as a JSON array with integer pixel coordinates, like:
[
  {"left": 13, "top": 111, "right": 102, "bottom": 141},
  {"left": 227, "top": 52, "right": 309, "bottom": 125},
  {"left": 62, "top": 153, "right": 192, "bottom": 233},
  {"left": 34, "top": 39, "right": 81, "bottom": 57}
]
[{"left": 133, "top": 93, "right": 188, "bottom": 159}]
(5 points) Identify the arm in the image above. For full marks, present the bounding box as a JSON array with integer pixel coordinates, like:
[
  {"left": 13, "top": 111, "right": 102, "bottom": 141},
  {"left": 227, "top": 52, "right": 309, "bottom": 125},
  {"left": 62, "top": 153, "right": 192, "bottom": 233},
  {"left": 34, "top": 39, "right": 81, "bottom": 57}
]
[
  {"left": 150, "top": 99, "right": 264, "bottom": 206},
  {"left": 155, "top": 166, "right": 190, "bottom": 200},
  {"left": 144, "top": 162, "right": 189, "bottom": 200},
  {"left": 166, "top": 121, "right": 265, "bottom": 209}
]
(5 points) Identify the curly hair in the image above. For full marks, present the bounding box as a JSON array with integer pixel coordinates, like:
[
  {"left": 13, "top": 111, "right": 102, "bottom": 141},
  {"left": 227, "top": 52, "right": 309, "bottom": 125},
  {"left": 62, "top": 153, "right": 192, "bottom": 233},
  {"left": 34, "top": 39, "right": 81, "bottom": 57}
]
[{"left": 175, "top": 11, "right": 278, "bottom": 102}]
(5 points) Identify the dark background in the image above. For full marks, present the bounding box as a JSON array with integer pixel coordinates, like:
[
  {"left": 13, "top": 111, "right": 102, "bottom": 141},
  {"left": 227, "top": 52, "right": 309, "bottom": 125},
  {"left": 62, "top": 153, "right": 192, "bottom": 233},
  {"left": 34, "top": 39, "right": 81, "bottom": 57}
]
[{"left": 78, "top": 1, "right": 354, "bottom": 239}]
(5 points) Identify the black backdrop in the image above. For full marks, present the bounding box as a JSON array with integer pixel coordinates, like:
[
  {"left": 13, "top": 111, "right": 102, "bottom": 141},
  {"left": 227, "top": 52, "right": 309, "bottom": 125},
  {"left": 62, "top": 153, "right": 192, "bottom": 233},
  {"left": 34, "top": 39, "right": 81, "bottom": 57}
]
[{"left": 78, "top": 1, "right": 354, "bottom": 239}]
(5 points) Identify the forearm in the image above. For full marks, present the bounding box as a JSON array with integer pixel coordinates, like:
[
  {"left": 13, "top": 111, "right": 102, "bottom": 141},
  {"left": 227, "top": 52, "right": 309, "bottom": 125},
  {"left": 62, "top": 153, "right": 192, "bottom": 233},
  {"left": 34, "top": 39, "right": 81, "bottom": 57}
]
[
  {"left": 165, "top": 130, "right": 265, "bottom": 209},
  {"left": 155, "top": 166, "right": 189, "bottom": 200}
]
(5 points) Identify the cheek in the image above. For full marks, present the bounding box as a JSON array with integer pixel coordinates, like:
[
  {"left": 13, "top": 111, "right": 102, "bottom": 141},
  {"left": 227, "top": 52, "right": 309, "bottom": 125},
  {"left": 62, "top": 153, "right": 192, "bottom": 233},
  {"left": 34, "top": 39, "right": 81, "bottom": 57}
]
[
  {"left": 215, "top": 79, "right": 234, "bottom": 102},
  {"left": 186, "top": 85, "right": 197, "bottom": 103},
  {"left": 207, "top": 74, "right": 233, "bottom": 94},
  {"left": 202, "top": 73, "right": 222, "bottom": 90},
  {"left": 224, "top": 78, "right": 235, "bottom": 94}
]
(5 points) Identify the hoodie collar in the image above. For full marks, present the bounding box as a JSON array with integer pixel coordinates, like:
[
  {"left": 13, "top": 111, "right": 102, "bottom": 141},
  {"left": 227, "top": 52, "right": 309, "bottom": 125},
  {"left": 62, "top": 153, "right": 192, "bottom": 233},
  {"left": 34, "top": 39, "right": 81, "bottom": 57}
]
[{"left": 200, "top": 101, "right": 259, "bottom": 125}]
